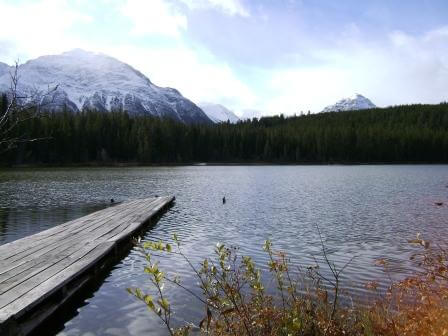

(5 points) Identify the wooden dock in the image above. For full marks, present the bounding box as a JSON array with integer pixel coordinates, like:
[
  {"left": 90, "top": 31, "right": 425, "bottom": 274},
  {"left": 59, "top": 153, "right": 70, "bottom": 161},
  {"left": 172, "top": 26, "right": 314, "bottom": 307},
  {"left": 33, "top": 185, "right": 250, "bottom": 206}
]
[{"left": 0, "top": 196, "right": 174, "bottom": 336}]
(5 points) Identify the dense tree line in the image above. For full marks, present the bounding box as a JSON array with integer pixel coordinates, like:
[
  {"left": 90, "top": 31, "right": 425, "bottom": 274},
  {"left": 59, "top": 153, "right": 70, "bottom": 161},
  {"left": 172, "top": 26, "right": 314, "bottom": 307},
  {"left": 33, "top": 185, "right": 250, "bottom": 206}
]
[{"left": 1, "top": 97, "right": 448, "bottom": 165}]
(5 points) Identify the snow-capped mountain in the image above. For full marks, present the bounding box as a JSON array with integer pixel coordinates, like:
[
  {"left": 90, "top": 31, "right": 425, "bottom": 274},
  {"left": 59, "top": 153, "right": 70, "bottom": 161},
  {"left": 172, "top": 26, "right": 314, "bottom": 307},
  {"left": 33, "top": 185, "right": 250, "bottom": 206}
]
[
  {"left": 199, "top": 103, "right": 240, "bottom": 123},
  {"left": 322, "top": 94, "right": 376, "bottom": 112},
  {"left": 0, "top": 49, "right": 211, "bottom": 124}
]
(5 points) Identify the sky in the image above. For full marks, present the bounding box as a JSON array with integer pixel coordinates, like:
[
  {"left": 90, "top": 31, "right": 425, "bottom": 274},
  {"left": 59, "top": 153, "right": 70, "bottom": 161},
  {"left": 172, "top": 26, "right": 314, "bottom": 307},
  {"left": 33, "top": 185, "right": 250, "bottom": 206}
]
[{"left": 0, "top": 0, "right": 447, "bottom": 117}]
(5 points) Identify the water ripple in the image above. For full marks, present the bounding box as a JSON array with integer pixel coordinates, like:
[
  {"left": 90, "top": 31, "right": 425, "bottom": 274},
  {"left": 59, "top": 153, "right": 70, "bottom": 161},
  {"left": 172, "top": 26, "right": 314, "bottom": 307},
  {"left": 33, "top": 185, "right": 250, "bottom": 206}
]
[{"left": 0, "top": 165, "right": 447, "bottom": 335}]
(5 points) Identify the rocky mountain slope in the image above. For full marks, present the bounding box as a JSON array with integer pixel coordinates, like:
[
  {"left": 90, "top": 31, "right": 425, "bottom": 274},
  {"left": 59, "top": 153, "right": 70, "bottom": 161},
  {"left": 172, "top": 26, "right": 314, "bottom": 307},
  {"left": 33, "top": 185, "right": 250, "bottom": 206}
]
[
  {"left": 322, "top": 93, "right": 376, "bottom": 112},
  {"left": 0, "top": 49, "right": 211, "bottom": 124},
  {"left": 199, "top": 103, "right": 240, "bottom": 123}
]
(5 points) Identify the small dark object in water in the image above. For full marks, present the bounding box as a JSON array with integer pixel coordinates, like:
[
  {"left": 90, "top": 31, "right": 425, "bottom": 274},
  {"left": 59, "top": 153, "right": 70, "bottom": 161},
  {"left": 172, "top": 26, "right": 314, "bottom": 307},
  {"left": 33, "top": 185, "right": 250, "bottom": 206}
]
[
  {"left": 435, "top": 202, "right": 443, "bottom": 206},
  {"left": 222, "top": 196, "right": 226, "bottom": 204},
  {"left": 110, "top": 199, "right": 115, "bottom": 203}
]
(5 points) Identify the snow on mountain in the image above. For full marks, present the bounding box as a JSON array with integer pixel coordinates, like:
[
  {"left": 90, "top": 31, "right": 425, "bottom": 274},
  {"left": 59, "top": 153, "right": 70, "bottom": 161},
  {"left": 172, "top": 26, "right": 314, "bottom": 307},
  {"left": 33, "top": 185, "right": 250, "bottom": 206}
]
[
  {"left": 199, "top": 103, "right": 240, "bottom": 123},
  {"left": 0, "top": 49, "right": 211, "bottom": 124},
  {"left": 322, "top": 93, "right": 376, "bottom": 112}
]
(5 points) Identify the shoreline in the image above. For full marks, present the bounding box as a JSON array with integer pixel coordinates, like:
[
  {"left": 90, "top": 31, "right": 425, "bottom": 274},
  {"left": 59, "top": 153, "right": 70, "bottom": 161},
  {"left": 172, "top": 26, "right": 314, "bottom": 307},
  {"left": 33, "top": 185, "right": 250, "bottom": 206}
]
[{"left": 1, "top": 161, "right": 447, "bottom": 169}]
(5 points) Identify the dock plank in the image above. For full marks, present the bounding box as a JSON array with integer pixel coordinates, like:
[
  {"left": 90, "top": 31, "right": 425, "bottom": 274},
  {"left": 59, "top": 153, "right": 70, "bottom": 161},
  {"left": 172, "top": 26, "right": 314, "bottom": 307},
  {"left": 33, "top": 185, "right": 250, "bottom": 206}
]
[
  {"left": 0, "top": 199, "right": 145, "bottom": 261},
  {"left": 0, "top": 198, "right": 159, "bottom": 272},
  {"left": 0, "top": 198, "right": 164, "bottom": 287},
  {"left": 0, "top": 242, "right": 115, "bottom": 323},
  {"left": 0, "top": 202, "right": 126, "bottom": 253},
  {"left": 0, "top": 196, "right": 174, "bottom": 335}
]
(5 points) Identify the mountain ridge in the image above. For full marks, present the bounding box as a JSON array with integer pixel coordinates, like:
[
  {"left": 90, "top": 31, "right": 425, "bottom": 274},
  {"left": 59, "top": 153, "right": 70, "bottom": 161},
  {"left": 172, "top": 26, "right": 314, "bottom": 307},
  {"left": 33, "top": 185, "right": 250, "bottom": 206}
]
[
  {"left": 0, "top": 49, "right": 211, "bottom": 124},
  {"left": 199, "top": 103, "right": 240, "bottom": 123},
  {"left": 322, "top": 93, "right": 376, "bottom": 112}
]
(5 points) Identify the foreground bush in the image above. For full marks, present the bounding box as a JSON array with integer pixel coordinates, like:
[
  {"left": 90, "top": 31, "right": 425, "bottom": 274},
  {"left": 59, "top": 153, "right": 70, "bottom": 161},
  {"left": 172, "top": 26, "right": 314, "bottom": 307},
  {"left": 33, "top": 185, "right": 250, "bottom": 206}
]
[{"left": 128, "top": 233, "right": 448, "bottom": 336}]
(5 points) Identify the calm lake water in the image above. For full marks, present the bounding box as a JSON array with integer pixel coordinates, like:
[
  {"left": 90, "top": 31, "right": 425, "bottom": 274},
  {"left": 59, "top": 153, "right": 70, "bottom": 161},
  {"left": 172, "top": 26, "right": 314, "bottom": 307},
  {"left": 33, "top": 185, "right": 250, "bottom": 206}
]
[{"left": 0, "top": 165, "right": 447, "bottom": 335}]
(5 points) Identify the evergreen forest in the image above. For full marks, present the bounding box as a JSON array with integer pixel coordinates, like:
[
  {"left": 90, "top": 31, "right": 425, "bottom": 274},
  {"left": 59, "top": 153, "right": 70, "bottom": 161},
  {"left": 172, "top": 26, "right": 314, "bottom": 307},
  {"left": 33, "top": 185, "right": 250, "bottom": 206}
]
[{"left": 2, "top": 94, "right": 448, "bottom": 165}]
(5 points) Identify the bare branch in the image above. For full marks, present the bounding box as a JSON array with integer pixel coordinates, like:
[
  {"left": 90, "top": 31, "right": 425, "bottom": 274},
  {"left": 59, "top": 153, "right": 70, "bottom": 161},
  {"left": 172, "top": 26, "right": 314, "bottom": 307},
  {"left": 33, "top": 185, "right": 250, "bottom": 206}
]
[{"left": 0, "top": 59, "right": 59, "bottom": 153}]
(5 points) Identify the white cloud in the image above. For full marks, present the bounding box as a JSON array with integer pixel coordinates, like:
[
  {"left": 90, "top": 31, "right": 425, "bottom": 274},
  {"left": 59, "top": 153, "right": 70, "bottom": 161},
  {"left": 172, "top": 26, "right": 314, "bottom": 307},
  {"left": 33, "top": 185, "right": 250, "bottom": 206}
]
[
  {"left": 424, "top": 26, "right": 448, "bottom": 40},
  {"left": 0, "top": 0, "right": 446, "bottom": 116},
  {"left": 93, "top": 44, "right": 256, "bottom": 112},
  {"left": 121, "top": 0, "right": 249, "bottom": 39},
  {"left": 181, "top": 0, "right": 249, "bottom": 17},
  {"left": 0, "top": 0, "right": 91, "bottom": 62},
  {"left": 0, "top": 0, "right": 253, "bottom": 112},
  {"left": 122, "top": 0, "right": 187, "bottom": 37},
  {"left": 264, "top": 67, "right": 353, "bottom": 115},
  {"left": 389, "top": 30, "right": 415, "bottom": 47},
  {"left": 259, "top": 26, "right": 448, "bottom": 115}
]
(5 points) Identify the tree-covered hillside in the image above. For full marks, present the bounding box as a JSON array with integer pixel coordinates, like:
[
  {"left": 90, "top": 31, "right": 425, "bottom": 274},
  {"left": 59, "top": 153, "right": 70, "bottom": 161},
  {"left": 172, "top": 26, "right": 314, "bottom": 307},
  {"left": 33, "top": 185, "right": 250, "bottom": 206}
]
[{"left": 1, "top": 97, "right": 448, "bottom": 165}]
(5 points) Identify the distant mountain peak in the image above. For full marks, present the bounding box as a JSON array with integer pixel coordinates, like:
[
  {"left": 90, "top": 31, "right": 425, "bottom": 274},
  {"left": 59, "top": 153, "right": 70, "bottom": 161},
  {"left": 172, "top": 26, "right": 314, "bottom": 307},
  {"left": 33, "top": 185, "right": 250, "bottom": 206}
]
[
  {"left": 322, "top": 93, "right": 376, "bottom": 112},
  {"left": 0, "top": 50, "right": 211, "bottom": 124},
  {"left": 199, "top": 102, "right": 240, "bottom": 123}
]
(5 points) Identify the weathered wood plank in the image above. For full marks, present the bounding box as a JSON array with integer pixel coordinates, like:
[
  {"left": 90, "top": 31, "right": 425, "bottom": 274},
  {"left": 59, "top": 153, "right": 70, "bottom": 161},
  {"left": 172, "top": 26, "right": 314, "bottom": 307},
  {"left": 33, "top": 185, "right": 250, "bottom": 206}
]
[
  {"left": 0, "top": 196, "right": 174, "bottom": 335},
  {"left": 0, "top": 201, "right": 157, "bottom": 288},
  {"left": 0, "top": 241, "right": 115, "bottom": 323},
  {"left": 108, "top": 196, "right": 173, "bottom": 241},
  {"left": 0, "top": 198, "right": 159, "bottom": 272},
  {"left": 0, "top": 198, "right": 162, "bottom": 286},
  {"left": 0, "top": 241, "right": 105, "bottom": 308},
  {"left": 0, "top": 199, "right": 143, "bottom": 261},
  {"left": 0, "top": 202, "right": 127, "bottom": 253}
]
